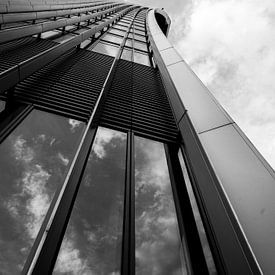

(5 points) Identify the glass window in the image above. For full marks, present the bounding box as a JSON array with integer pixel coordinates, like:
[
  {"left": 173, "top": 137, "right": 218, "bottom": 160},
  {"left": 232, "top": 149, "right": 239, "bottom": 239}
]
[
  {"left": 0, "top": 110, "right": 85, "bottom": 274},
  {"left": 135, "top": 137, "right": 188, "bottom": 275},
  {"left": 134, "top": 25, "right": 144, "bottom": 32},
  {"left": 134, "top": 41, "right": 148, "bottom": 52},
  {"left": 101, "top": 33, "right": 123, "bottom": 45},
  {"left": 178, "top": 150, "right": 217, "bottom": 274},
  {"left": 134, "top": 51, "right": 150, "bottom": 66},
  {"left": 108, "top": 28, "right": 125, "bottom": 37},
  {"left": 134, "top": 29, "right": 145, "bottom": 36},
  {"left": 114, "top": 24, "right": 128, "bottom": 30},
  {"left": 121, "top": 48, "right": 132, "bottom": 62},
  {"left": 117, "top": 22, "right": 129, "bottom": 27},
  {"left": 127, "top": 33, "right": 133, "bottom": 39},
  {"left": 125, "top": 38, "right": 132, "bottom": 48},
  {"left": 91, "top": 42, "right": 119, "bottom": 57},
  {"left": 53, "top": 127, "right": 127, "bottom": 275},
  {"left": 135, "top": 35, "right": 146, "bottom": 43}
]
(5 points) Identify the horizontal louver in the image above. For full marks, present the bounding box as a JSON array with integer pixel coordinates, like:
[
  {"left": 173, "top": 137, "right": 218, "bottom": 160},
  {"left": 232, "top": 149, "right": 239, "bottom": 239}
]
[{"left": 100, "top": 59, "right": 178, "bottom": 143}]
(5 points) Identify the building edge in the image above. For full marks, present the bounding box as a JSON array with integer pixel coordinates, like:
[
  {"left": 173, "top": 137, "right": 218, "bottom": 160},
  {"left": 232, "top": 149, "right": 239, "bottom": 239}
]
[{"left": 147, "top": 8, "right": 275, "bottom": 275}]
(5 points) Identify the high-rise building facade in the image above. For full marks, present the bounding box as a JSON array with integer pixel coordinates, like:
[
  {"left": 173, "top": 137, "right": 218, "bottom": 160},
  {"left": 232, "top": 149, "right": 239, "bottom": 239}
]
[{"left": 0, "top": 0, "right": 274, "bottom": 274}]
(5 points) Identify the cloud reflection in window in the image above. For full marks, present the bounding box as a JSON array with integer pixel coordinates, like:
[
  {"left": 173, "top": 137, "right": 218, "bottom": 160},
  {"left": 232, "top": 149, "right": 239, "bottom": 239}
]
[
  {"left": 135, "top": 137, "right": 188, "bottom": 275},
  {"left": 0, "top": 110, "right": 85, "bottom": 274},
  {"left": 53, "top": 127, "right": 126, "bottom": 275}
]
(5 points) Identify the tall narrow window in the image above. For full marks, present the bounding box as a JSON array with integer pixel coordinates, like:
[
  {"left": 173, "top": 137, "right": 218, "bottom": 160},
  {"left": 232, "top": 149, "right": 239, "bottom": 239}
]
[
  {"left": 0, "top": 110, "right": 85, "bottom": 274},
  {"left": 53, "top": 127, "right": 127, "bottom": 274},
  {"left": 135, "top": 137, "right": 188, "bottom": 275}
]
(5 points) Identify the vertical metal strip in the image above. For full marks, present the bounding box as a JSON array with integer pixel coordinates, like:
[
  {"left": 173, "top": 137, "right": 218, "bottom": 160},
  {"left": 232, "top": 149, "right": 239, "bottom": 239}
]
[
  {"left": 122, "top": 131, "right": 135, "bottom": 275},
  {"left": 164, "top": 143, "right": 209, "bottom": 275}
]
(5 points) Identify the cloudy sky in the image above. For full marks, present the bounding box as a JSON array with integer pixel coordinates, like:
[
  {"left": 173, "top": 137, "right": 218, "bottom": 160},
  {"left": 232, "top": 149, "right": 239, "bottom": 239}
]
[{"left": 133, "top": 0, "right": 275, "bottom": 169}]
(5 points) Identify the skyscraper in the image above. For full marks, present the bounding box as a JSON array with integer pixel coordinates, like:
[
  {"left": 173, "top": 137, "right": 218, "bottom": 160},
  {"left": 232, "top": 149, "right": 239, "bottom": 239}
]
[{"left": 0, "top": 0, "right": 274, "bottom": 274}]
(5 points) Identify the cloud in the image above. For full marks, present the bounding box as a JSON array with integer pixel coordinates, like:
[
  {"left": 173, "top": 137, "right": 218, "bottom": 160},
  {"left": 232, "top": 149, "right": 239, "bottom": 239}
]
[
  {"left": 135, "top": 138, "right": 187, "bottom": 274},
  {"left": 170, "top": 0, "right": 275, "bottom": 168},
  {"left": 13, "top": 135, "right": 34, "bottom": 163},
  {"left": 6, "top": 136, "right": 52, "bottom": 240},
  {"left": 92, "top": 127, "right": 126, "bottom": 159},
  {"left": 68, "top": 119, "right": 83, "bottom": 133},
  {"left": 54, "top": 232, "right": 91, "bottom": 275},
  {"left": 58, "top": 152, "right": 69, "bottom": 166}
]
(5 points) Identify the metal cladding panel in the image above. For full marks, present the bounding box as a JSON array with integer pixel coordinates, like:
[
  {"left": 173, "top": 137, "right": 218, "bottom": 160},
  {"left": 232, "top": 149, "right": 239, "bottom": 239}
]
[
  {"left": 12, "top": 50, "right": 114, "bottom": 121},
  {"left": 100, "top": 59, "right": 179, "bottom": 143}
]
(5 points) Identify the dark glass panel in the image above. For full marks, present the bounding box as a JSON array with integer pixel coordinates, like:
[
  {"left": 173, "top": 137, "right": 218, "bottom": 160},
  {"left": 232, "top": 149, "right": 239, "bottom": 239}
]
[
  {"left": 0, "top": 110, "right": 85, "bottom": 274},
  {"left": 53, "top": 127, "right": 127, "bottom": 275},
  {"left": 135, "top": 137, "right": 188, "bottom": 275},
  {"left": 178, "top": 150, "right": 217, "bottom": 274},
  {"left": 92, "top": 41, "right": 119, "bottom": 57},
  {"left": 134, "top": 51, "right": 150, "bottom": 66}
]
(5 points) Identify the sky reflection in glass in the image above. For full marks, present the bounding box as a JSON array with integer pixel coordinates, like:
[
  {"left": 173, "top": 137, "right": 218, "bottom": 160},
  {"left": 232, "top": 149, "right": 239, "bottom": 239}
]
[
  {"left": 0, "top": 110, "right": 85, "bottom": 274},
  {"left": 135, "top": 137, "right": 188, "bottom": 275},
  {"left": 53, "top": 127, "right": 126, "bottom": 275}
]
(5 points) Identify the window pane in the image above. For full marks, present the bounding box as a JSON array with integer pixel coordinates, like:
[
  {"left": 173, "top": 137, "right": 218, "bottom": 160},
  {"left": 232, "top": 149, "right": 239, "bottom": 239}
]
[
  {"left": 114, "top": 24, "right": 128, "bottom": 30},
  {"left": 53, "top": 127, "right": 127, "bottom": 275},
  {"left": 109, "top": 28, "right": 125, "bottom": 37},
  {"left": 125, "top": 38, "right": 132, "bottom": 48},
  {"left": 91, "top": 42, "right": 119, "bottom": 57},
  {"left": 134, "top": 41, "right": 148, "bottom": 52},
  {"left": 134, "top": 29, "right": 145, "bottom": 36},
  {"left": 121, "top": 48, "right": 132, "bottom": 62},
  {"left": 101, "top": 33, "right": 123, "bottom": 45},
  {"left": 135, "top": 137, "right": 188, "bottom": 275},
  {"left": 0, "top": 110, "right": 85, "bottom": 274},
  {"left": 134, "top": 51, "right": 150, "bottom": 66},
  {"left": 178, "top": 150, "right": 216, "bottom": 274}
]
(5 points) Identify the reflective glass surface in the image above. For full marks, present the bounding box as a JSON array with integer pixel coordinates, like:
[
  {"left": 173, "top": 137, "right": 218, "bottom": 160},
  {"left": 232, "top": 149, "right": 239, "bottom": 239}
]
[
  {"left": 178, "top": 150, "right": 217, "bottom": 274},
  {"left": 125, "top": 38, "right": 132, "bottom": 47},
  {"left": 121, "top": 48, "right": 132, "bottom": 62},
  {"left": 53, "top": 127, "right": 126, "bottom": 275},
  {"left": 102, "top": 33, "right": 123, "bottom": 45},
  {"left": 92, "top": 42, "right": 119, "bottom": 57},
  {"left": 114, "top": 24, "right": 128, "bottom": 30},
  {"left": 0, "top": 110, "right": 85, "bottom": 274},
  {"left": 135, "top": 137, "right": 188, "bottom": 275},
  {"left": 134, "top": 29, "right": 145, "bottom": 36},
  {"left": 134, "top": 51, "right": 150, "bottom": 66},
  {"left": 134, "top": 41, "right": 148, "bottom": 52},
  {"left": 109, "top": 28, "right": 125, "bottom": 37}
]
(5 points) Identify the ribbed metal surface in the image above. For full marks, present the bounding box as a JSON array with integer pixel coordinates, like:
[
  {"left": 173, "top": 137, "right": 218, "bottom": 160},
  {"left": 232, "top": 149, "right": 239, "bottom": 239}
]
[
  {"left": 13, "top": 49, "right": 114, "bottom": 121},
  {"left": 100, "top": 59, "right": 178, "bottom": 142},
  {"left": 0, "top": 37, "right": 58, "bottom": 74}
]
